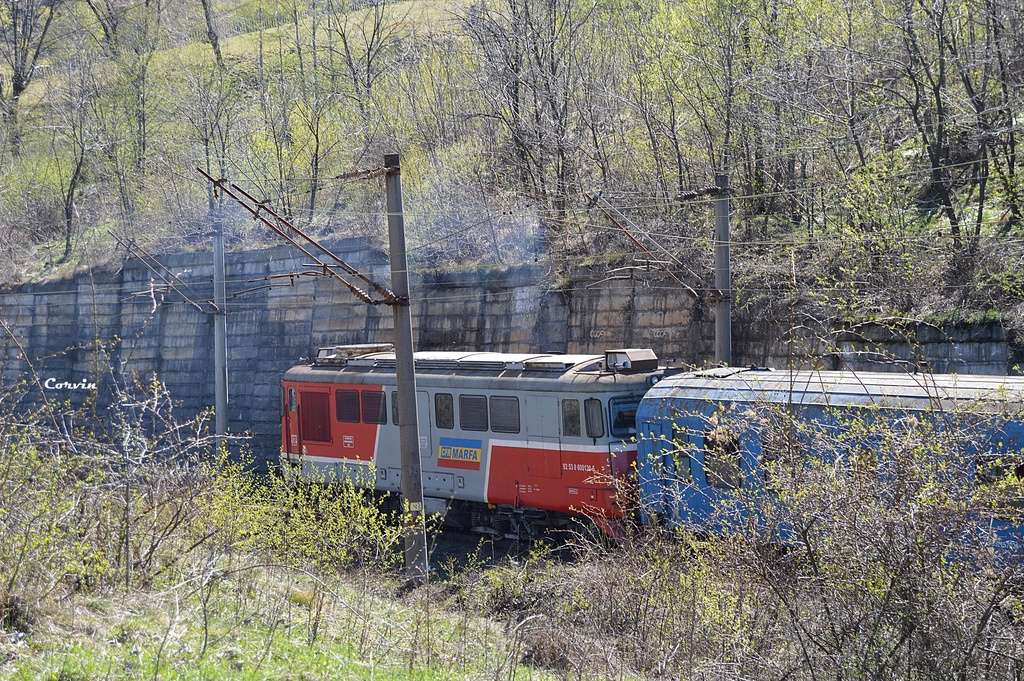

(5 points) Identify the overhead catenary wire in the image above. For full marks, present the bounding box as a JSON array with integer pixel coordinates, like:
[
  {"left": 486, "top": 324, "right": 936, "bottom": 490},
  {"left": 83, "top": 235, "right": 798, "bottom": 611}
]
[
  {"left": 539, "top": 212, "right": 1024, "bottom": 249},
  {"left": 173, "top": 148, "right": 1024, "bottom": 242},
  {"left": 116, "top": 278, "right": 998, "bottom": 313},
  {"left": 3, "top": 225, "right": 1024, "bottom": 305},
  {"left": 4, "top": 149, "right": 1024, "bottom": 305},
  {"left": 110, "top": 232, "right": 214, "bottom": 313},
  {"left": 196, "top": 167, "right": 395, "bottom": 305},
  {"left": 507, "top": 149, "right": 1024, "bottom": 212},
  {"left": 592, "top": 196, "right": 701, "bottom": 299},
  {"left": 228, "top": 178, "right": 399, "bottom": 303}
]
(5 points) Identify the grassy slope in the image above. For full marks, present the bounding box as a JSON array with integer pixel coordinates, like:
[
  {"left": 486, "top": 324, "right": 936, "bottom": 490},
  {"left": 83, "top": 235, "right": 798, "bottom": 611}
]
[
  {"left": 1, "top": 565, "right": 548, "bottom": 680},
  {"left": 15, "top": 0, "right": 465, "bottom": 104},
  {"left": 2, "top": 0, "right": 469, "bottom": 284}
]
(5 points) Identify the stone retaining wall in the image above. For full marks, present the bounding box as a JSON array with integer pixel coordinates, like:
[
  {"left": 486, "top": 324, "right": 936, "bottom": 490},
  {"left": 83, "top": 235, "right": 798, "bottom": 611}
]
[{"left": 0, "top": 239, "right": 1015, "bottom": 467}]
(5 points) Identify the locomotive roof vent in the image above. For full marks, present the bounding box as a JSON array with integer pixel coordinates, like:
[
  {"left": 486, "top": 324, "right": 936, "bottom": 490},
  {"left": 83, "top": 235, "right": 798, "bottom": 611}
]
[
  {"left": 605, "top": 348, "right": 659, "bottom": 373},
  {"left": 315, "top": 343, "right": 394, "bottom": 365},
  {"left": 524, "top": 359, "right": 584, "bottom": 372}
]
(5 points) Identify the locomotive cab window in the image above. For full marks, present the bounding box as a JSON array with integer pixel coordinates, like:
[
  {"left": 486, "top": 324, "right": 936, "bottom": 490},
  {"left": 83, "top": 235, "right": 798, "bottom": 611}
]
[
  {"left": 584, "top": 398, "right": 605, "bottom": 439},
  {"left": 287, "top": 387, "right": 297, "bottom": 412},
  {"left": 490, "top": 396, "right": 520, "bottom": 433},
  {"left": 300, "top": 392, "right": 331, "bottom": 443},
  {"left": 435, "top": 393, "right": 454, "bottom": 429},
  {"left": 703, "top": 425, "right": 743, "bottom": 490},
  {"left": 561, "top": 399, "right": 581, "bottom": 437},
  {"left": 362, "top": 391, "right": 386, "bottom": 424},
  {"left": 392, "top": 391, "right": 399, "bottom": 425},
  {"left": 335, "top": 390, "right": 360, "bottom": 423},
  {"left": 459, "top": 395, "right": 489, "bottom": 431},
  {"left": 610, "top": 398, "right": 639, "bottom": 438}
]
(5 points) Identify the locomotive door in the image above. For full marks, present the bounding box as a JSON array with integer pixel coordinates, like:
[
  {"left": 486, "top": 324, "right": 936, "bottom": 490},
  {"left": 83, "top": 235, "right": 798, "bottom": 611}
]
[
  {"left": 525, "top": 394, "right": 561, "bottom": 478},
  {"left": 283, "top": 386, "right": 297, "bottom": 455},
  {"left": 417, "top": 391, "right": 432, "bottom": 459},
  {"left": 417, "top": 390, "right": 455, "bottom": 495}
]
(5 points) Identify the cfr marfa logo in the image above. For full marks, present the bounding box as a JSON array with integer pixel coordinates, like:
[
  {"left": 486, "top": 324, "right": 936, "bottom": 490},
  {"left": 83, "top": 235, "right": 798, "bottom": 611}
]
[{"left": 437, "top": 437, "right": 482, "bottom": 469}]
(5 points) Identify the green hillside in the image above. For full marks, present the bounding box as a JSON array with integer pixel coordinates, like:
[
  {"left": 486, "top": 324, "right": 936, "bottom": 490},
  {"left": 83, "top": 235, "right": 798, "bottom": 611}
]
[{"left": 2, "top": 0, "right": 1023, "bottom": 328}]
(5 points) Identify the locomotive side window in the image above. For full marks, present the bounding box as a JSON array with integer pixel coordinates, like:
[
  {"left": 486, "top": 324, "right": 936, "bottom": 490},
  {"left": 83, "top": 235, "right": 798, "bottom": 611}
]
[
  {"left": 490, "top": 397, "right": 520, "bottom": 433},
  {"left": 435, "top": 393, "right": 454, "bottom": 429},
  {"left": 301, "top": 392, "right": 331, "bottom": 442},
  {"left": 459, "top": 395, "right": 489, "bottom": 431},
  {"left": 362, "top": 391, "right": 387, "bottom": 424},
  {"left": 392, "top": 391, "right": 399, "bottom": 424},
  {"left": 287, "top": 387, "right": 297, "bottom": 412},
  {"left": 584, "top": 398, "right": 605, "bottom": 438},
  {"left": 704, "top": 425, "right": 742, "bottom": 490},
  {"left": 609, "top": 398, "right": 639, "bottom": 438},
  {"left": 561, "top": 399, "right": 581, "bottom": 437},
  {"left": 336, "top": 390, "right": 360, "bottom": 423}
]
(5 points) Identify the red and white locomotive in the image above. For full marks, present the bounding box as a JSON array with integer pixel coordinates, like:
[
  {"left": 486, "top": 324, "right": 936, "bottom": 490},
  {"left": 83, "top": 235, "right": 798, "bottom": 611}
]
[{"left": 281, "top": 344, "right": 665, "bottom": 535}]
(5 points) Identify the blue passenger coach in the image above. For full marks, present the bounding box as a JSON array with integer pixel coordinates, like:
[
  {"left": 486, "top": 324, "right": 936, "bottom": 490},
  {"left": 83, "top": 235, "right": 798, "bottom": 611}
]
[{"left": 637, "top": 368, "right": 1024, "bottom": 543}]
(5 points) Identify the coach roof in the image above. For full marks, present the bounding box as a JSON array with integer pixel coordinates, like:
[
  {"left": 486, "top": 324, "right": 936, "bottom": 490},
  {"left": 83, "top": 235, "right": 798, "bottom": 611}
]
[{"left": 646, "top": 368, "right": 1024, "bottom": 412}]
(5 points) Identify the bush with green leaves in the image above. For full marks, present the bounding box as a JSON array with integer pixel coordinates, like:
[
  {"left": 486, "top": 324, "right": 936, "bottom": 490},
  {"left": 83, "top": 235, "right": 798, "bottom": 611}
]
[
  {"left": 0, "top": 377, "right": 415, "bottom": 636},
  {"left": 460, "top": 399, "right": 1024, "bottom": 679},
  {"left": 204, "top": 460, "right": 411, "bottom": 574}
]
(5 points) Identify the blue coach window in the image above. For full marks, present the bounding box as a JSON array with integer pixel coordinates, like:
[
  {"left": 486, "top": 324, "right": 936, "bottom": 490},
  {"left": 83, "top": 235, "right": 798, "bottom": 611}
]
[
  {"left": 704, "top": 425, "right": 742, "bottom": 490},
  {"left": 609, "top": 398, "right": 639, "bottom": 438}
]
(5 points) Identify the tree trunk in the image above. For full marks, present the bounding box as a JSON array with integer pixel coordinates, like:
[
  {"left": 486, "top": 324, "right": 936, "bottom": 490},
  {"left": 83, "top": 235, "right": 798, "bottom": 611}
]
[
  {"left": 8, "top": 88, "right": 24, "bottom": 157},
  {"left": 199, "top": 0, "right": 225, "bottom": 69},
  {"left": 61, "top": 152, "right": 86, "bottom": 263}
]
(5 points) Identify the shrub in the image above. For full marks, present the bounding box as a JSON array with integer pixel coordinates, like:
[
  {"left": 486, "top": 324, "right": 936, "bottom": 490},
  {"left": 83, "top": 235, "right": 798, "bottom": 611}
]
[{"left": 459, "top": 400, "right": 1024, "bottom": 679}]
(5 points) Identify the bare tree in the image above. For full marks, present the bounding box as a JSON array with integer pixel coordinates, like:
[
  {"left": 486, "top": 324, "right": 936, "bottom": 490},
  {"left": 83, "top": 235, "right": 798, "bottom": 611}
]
[
  {"left": 461, "top": 0, "right": 597, "bottom": 247},
  {"left": 178, "top": 62, "right": 240, "bottom": 248},
  {"left": 325, "top": 0, "right": 407, "bottom": 124},
  {"left": 292, "top": 0, "right": 344, "bottom": 218},
  {"left": 240, "top": 28, "right": 301, "bottom": 219},
  {"left": 81, "top": 0, "right": 136, "bottom": 49},
  {"left": 0, "top": 0, "right": 61, "bottom": 154},
  {"left": 85, "top": 1, "right": 162, "bottom": 235},
  {"left": 48, "top": 52, "right": 99, "bottom": 262}
]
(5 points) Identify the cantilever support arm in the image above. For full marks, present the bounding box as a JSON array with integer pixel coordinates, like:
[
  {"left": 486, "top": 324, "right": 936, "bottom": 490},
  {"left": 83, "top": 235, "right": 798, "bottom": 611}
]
[{"left": 196, "top": 168, "right": 396, "bottom": 305}]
